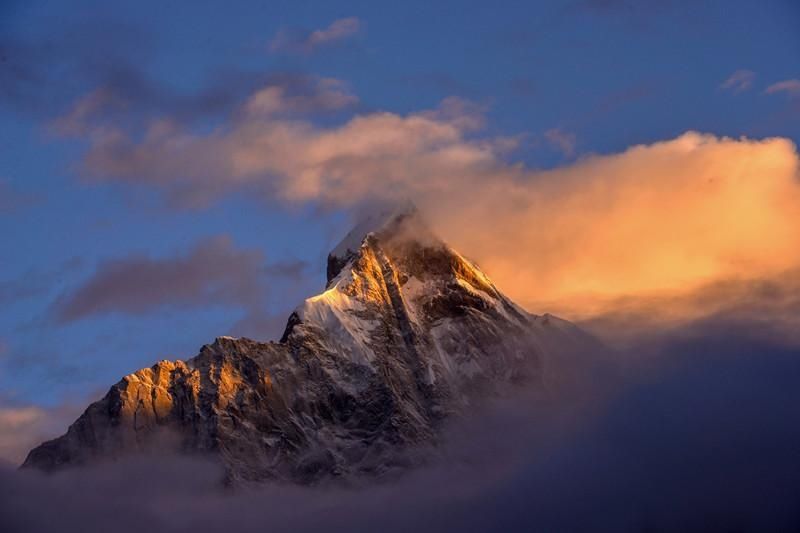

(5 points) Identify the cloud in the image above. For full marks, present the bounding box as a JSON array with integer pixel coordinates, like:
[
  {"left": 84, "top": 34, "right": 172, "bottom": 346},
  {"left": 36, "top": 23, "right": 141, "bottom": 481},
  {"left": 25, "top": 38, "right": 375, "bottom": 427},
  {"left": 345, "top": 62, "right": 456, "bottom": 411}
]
[
  {"left": 51, "top": 236, "right": 268, "bottom": 322},
  {"left": 765, "top": 78, "right": 800, "bottom": 96},
  {"left": 0, "top": 407, "right": 48, "bottom": 465},
  {"left": 436, "top": 133, "right": 800, "bottom": 319},
  {"left": 0, "top": 181, "right": 40, "bottom": 213},
  {"left": 269, "top": 17, "right": 362, "bottom": 54},
  {"left": 243, "top": 78, "right": 357, "bottom": 116},
  {"left": 0, "top": 258, "right": 83, "bottom": 306},
  {"left": 50, "top": 73, "right": 358, "bottom": 141},
  {"left": 264, "top": 259, "right": 310, "bottom": 281},
  {"left": 0, "top": 271, "right": 50, "bottom": 305},
  {"left": 719, "top": 69, "right": 755, "bottom": 93},
  {"left": 0, "top": 20, "right": 155, "bottom": 116},
  {"left": 3, "top": 323, "right": 800, "bottom": 531},
  {"left": 578, "top": 268, "right": 800, "bottom": 350},
  {"left": 306, "top": 17, "right": 362, "bottom": 48},
  {"left": 543, "top": 128, "right": 577, "bottom": 157},
  {"left": 65, "top": 93, "right": 497, "bottom": 207},
  {"left": 1, "top": 18, "right": 357, "bottom": 130},
  {"left": 56, "top": 80, "right": 800, "bottom": 329},
  {"left": 0, "top": 402, "right": 82, "bottom": 465}
]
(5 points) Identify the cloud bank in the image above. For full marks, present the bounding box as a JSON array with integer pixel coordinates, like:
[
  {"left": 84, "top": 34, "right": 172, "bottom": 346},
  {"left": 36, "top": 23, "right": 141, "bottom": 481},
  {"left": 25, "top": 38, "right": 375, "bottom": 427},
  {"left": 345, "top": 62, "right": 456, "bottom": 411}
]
[
  {"left": 56, "top": 81, "right": 800, "bottom": 328},
  {"left": 3, "top": 322, "right": 799, "bottom": 532}
]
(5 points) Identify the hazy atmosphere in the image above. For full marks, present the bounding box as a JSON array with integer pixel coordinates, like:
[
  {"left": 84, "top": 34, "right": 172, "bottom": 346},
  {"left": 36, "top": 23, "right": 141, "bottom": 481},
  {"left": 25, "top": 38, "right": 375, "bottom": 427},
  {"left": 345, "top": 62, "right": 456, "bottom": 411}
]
[{"left": 2, "top": 1, "right": 800, "bottom": 531}]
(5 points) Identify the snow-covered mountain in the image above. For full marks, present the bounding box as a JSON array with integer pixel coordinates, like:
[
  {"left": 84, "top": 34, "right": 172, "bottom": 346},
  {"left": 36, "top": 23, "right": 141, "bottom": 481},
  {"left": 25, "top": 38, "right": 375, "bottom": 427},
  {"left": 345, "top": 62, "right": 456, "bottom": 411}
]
[{"left": 22, "top": 206, "right": 594, "bottom": 483}]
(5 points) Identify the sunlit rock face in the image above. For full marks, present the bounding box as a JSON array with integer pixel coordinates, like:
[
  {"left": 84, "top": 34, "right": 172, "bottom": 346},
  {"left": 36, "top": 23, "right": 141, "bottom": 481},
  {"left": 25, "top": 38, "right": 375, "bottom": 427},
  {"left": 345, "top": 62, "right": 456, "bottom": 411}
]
[{"left": 22, "top": 206, "right": 590, "bottom": 484}]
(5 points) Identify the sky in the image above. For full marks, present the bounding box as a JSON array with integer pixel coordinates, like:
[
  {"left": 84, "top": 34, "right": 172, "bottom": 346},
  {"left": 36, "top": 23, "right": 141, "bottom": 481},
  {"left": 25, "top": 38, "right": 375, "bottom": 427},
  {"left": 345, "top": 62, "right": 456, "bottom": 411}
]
[{"left": 1, "top": 0, "right": 800, "bottom": 465}]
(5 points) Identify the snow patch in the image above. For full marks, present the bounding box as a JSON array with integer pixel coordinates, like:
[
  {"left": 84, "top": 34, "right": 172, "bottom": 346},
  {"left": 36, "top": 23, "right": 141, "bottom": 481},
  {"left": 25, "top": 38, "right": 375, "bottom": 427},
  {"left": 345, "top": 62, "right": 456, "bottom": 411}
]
[{"left": 299, "top": 281, "right": 378, "bottom": 366}]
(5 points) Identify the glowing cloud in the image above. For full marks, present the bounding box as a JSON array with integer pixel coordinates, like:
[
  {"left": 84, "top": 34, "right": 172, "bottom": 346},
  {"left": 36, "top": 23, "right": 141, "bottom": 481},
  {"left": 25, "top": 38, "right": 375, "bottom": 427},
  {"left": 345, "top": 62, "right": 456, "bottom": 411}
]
[
  {"left": 58, "top": 85, "right": 800, "bottom": 323},
  {"left": 434, "top": 133, "right": 800, "bottom": 317}
]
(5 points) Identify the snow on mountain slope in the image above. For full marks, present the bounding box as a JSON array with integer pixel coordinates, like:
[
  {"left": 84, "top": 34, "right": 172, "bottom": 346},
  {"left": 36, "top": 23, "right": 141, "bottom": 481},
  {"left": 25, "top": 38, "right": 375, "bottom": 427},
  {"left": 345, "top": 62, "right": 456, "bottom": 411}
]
[{"left": 22, "top": 206, "right": 597, "bottom": 484}]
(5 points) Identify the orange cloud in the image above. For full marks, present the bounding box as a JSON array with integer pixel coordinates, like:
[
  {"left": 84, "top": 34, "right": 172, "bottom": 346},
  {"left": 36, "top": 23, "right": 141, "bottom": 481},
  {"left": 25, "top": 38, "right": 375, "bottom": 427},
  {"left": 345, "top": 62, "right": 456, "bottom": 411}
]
[
  {"left": 431, "top": 133, "right": 800, "bottom": 319},
  {"left": 60, "top": 87, "right": 800, "bottom": 326}
]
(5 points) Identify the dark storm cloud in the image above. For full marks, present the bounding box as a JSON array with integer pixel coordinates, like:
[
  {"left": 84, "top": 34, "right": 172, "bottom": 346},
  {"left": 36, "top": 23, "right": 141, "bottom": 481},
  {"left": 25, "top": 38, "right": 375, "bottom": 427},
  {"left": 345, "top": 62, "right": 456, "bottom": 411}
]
[
  {"left": 51, "top": 236, "right": 267, "bottom": 322},
  {"left": 2, "top": 314, "right": 799, "bottom": 532}
]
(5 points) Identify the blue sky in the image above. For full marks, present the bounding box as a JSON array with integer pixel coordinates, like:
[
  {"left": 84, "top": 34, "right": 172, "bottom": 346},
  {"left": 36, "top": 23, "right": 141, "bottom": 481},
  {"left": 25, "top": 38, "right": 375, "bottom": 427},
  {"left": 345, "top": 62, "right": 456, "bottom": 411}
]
[{"left": 1, "top": 0, "right": 799, "bottom": 410}]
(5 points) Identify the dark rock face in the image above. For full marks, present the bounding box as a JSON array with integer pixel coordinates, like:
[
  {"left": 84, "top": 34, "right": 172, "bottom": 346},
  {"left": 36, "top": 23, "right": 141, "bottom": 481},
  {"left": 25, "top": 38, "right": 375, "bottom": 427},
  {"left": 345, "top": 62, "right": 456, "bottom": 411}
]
[{"left": 22, "top": 209, "right": 592, "bottom": 483}]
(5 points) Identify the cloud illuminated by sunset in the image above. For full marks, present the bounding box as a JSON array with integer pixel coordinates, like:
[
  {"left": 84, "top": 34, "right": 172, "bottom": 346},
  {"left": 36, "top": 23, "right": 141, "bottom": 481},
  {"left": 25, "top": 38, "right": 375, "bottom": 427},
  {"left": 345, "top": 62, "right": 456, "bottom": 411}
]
[{"left": 54, "top": 80, "right": 800, "bottom": 324}]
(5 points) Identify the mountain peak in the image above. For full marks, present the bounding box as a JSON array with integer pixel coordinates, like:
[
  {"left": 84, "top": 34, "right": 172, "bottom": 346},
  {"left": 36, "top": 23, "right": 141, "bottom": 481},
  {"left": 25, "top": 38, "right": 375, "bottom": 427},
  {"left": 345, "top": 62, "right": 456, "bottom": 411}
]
[
  {"left": 327, "top": 201, "right": 436, "bottom": 285},
  {"left": 22, "top": 206, "right": 595, "bottom": 484}
]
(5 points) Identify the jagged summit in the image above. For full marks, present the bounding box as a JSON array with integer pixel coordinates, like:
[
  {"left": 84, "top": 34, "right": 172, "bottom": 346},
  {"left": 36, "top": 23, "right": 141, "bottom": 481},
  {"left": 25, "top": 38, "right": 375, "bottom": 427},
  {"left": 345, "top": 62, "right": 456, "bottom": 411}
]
[
  {"left": 326, "top": 200, "right": 431, "bottom": 285},
  {"left": 330, "top": 200, "right": 420, "bottom": 259},
  {"left": 23, "top": 208, "right": 594, "bottom": 484}
]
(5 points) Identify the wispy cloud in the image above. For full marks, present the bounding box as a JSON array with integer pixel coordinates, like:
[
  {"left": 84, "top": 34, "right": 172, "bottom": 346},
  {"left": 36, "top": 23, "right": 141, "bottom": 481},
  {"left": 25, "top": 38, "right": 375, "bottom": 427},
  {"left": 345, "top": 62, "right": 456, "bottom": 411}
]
[
  {"left": 544, "top": 128, "right": 577, "bottom": 157},
  {"left": 51, "top": 236, "right": 268, "bottom": 322},
  {"left": 0, "top": 20, "right": 155, "bottom": 116},
  {"left": 0, "top": 258, "right": 83, "bottom": 306},
  {"left": 269, "top": 17, "right": 362, "bottom": 54},
  {"left": 719, "top": 69, "right": 755, "bottom": 93},
  {"left": 0, "top": 402, "right": 83, "bottom": 465},
  {"left": 244, "top": 78, "right": 357, "bottom": 116},
  {"left": 765, "top": 78, "right": 800, "bottom": 97},
  {"left": 0, "top": 181, "right": 40, "bottom": 213}
]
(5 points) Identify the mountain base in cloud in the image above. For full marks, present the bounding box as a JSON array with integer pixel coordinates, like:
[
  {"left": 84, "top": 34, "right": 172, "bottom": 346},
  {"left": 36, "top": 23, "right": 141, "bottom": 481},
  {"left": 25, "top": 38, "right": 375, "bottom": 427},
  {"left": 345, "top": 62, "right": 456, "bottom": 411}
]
[{"left": 22, "top": 207, "right": 593, "bottom": 483}]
